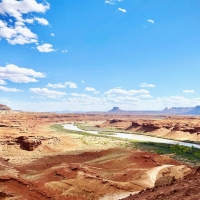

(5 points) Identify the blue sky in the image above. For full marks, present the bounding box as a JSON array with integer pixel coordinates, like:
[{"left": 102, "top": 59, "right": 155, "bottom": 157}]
[{"left": 0, "top": 0, "right": 200, "bottom": 111}]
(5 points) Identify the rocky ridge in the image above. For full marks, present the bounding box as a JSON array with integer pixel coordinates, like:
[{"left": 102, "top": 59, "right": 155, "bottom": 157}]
[
  {"left": 100, "top": 117, "right": 200, "bottom": 141},
  {"left": 0, "top": 104, "right": 11, "bottom": 110},
  {"left": 123, "top": 167, "right": 200, "bottom": 200}
]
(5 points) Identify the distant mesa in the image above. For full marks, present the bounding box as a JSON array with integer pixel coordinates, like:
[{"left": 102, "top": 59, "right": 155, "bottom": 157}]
[
  {"left": 187, "top": 106, "right": 200, "bottom": 115},
  {"left": 161, "top": 107, "right": 193, "bottom": 114},
  {"left": 108, "top": 107, "right": 124, "bottom": 113},
  {"left": 107, "top": 106, "right": 199, "bottom": 115},
  {"left": 0, "top": 104, "right": 11, "bottom": 111}
]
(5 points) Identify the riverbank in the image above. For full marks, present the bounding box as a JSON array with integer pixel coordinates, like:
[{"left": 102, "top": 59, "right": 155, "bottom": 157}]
[{"left": 61, "top": 123, "right": 200, "bottom": 166}]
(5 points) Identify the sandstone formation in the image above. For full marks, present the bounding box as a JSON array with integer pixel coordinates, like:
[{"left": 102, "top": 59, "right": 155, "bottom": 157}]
[
  {"left": 0, "top": 148, "right": 191, "bottom": 200},
  {"left": 16, "top": 136, "right": 42, "bottom": 151},
  {"left": 123, "top": 166, "right": 200, "bottom": 200},
  {"left": 0, "top": 104, "right": 11, "bottom": 114},
  {"left": 0, "top": 104, "right": 11, "bottom": 110},
  {"left": 100, "top": 117, "right": 200, "bottom": 141}
]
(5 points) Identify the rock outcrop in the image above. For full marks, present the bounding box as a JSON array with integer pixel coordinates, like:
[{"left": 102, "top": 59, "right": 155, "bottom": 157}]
[
  {"left": 0, "top": 104, "right": 11, "bottom": 110},
  {"left": 100, "top": 117, "right": 200, "bottom": 141},
  {"left": 123, "top": 167, "right": 200, "bottom": 200},
  {"left": 16, "top": 136, "right": 42, "bottom": 151}
]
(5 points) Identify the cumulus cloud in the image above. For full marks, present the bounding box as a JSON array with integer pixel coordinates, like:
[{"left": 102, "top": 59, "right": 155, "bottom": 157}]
[
  {"left": 0, "top": 86, "right": 23, "bottom": 92},
  {"left": 118, "top": 8, "right": 126, "bottom": 13},
  {"left": 85, "top": 87, "right": 96, "bottom": 92},
  {"left": 29, "top": 88, "right": 67, "bottom": 99},
  {"left": 0, "top": 0, "right": 50, "bottom": 45},
  {"left": 37, "top": 43, "right": 55, "bottom": 53},
  {"left": 47, "top": 82, "right": 78, "bottom": 89},
  {"left": 0, "top": 64, "right": 45, "bottom": 83},
  {"left": 85, "top": 87, "right": 100, "bottom": 94},
  {"left": 0, "top": 79, "right": 6, "bottom": 85},
  {"left": 67, "top": 94, "right": 103, "bottom": 105},
  {"left": 0, "top": 0, "right": 50, "bottom": 20},
  {"left": 140, "top": 83, "right": 156, "bottom": 88},
  {"left": 0, "top": 20, "right": 38, "bottom": 45},
  {"left": 34, "top": 17, "right": 49, "bottom": 25},
  {"left": 105, "top": 0, "right": 122, "bottom": 5},
  {"left": 147, "top": 19, "right": 154, "bottom": 24},
  {"left": 183, "top": 90, "right": 194, "bottom": 94},
  {"left": 51, "top": 33, "right": 55, "bottom": 37},
  {"left": 105, "top": 0, "right": 115, "bottom": 4},
  {"left": 105, "top": 88, "right": 149, "bottom": 96}
]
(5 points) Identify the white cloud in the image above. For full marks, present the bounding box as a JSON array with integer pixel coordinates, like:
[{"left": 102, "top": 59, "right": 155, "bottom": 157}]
[
  {"left": 37, "top": 43, "right": 55, "bottom": 53},
  {"left": 0, "top": 0, "right": 50, "bottom": 45},
  {"left": 29, "top": 88, "right": 67, "bottom": 99},
  {"left": 47, "top": 82, "right": 78, "bottom": 89},
  {"left": 0, "top": 79, "right": 6, "bottom": 85},
  {"left": 183, "top": 90, "right": 194, "bottom": 94},
  {"left": 85, "top": 87, "right": 100, "bottom": 94},
  {"left": 105, "top": 0, "right": 122, "bottom": 5},
  {"left": 85, "top": 87, "right": 96, "bottom": 92},
  {"left": 105, "top": 87, "right": 149, "bottom": 96},
  {"left": 62, "top": 50, "right": 68, "bottom": 53},
  {"left": 0, "top": 0, "right": 50, "bottom": 21},
  {"left": 0, "top": 98, "right": 10, "bottom": 104},
  {"left": 8, "top": 94, "right": 200, "bottom": 112},
  {"left": 147, "top": 19, "right": 154, "bottom": 24},
  {"left": 25, "top": 18, "right": 34, "bottom": 24},
  {"left": 137, "top": 94, "right": 153, "bottom": 98},
  {"left": 0, "top": 20, "right": 38, "bottom": 45},
  {"left": 105, "top": 0, "right": 115, "bottom": 4},
  {"left": 34, "top": 17, "right": 49, "bottom": 25},
  {"left": 140, "top": 83, "right": 156, "bottom": 88},
  {"left": 118, "top": 8, "right": 126, "bottom": 13},
  {"left": 0, "top": 86, "right": 23, "bottom": 92},
  {"left": 70, "top": 93, "right": 89, "bottom": 97},
  {"left": 0, "top": 64, "right": 45, "bottom": 83},
  {"left": 51, "top": 33, "right": 55, "bottom": 37},
  {"left": 82, "top": 80, "right": 85, "bottom": 84}
]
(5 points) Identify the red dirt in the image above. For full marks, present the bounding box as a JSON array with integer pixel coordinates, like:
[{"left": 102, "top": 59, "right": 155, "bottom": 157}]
[
  {"left": 123, "top": 167, "right": 200, "bottom": 200},
  {"left": 0, "top": 148, "right": 189, "bottom": 200}
]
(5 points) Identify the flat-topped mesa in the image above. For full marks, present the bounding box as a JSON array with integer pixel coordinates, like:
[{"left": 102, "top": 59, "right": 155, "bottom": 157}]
[
  {"left": 0, "top": 104, "right": 11, "bottom": 110},
  {"left": 108, "top": 107, "right": 124, "bottom": 113}
]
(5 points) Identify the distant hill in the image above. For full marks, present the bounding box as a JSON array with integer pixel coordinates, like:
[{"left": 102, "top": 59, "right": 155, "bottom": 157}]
[
  {"left": 187, "top": 106, "right": 200, "bottom": 115},
  {"left": 50, "top": 106, "right": 200, "bottom": 115},
  {"left": 106, "top": 106, "right": 196, "bottom": 115},
  {"left": 0, "top": 104, "right": 11, "bottom": 110},
  {"left": 161, "top": 107, "right": 193, "bottom": 114}
]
